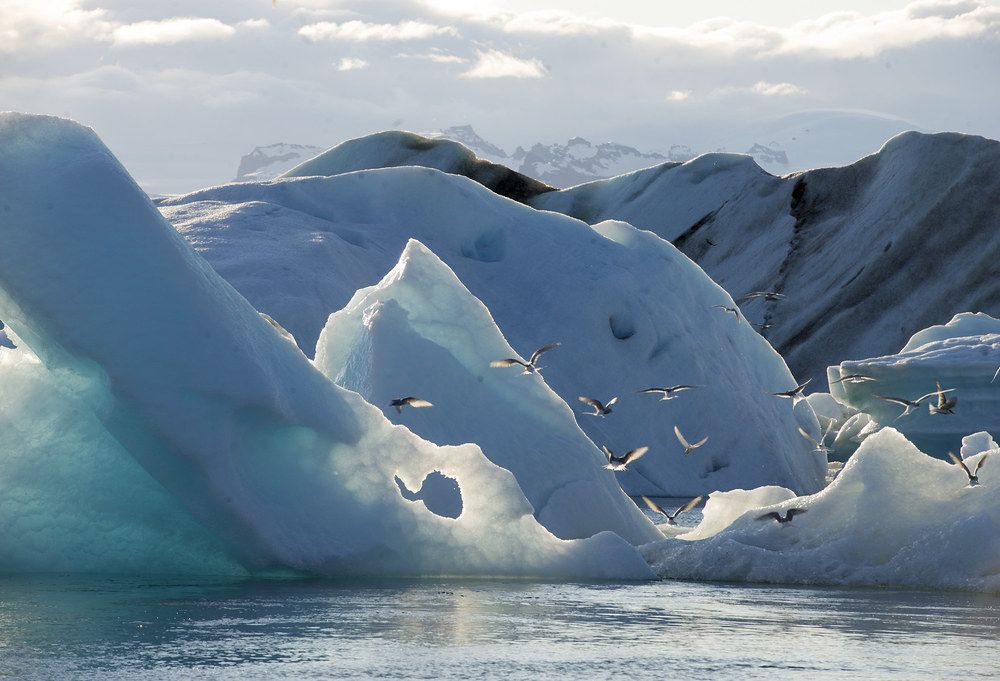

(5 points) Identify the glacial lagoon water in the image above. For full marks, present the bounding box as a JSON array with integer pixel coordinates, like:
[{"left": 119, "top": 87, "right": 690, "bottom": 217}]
[{"left": 2, "top": 573, "right": 999, "bottom": 680}]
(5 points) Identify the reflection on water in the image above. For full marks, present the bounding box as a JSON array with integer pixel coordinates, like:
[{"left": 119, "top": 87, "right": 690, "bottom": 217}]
[{"left": 2, "top": 575, "right": 999, "bottom": 679}]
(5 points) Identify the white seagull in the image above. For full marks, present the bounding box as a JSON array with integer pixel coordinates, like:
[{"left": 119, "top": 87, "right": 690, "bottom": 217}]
[
  {"left": 637, "top": 385, "right": 702, "bottom": 401},
  {"left": 674, "top": 425, "right": 708, "bottom": 455},
  {"left": 757, "top": 508, "right": 808, "bottom": 523},
  {"left": 949, "top": 451, "right": 988, "bottom": 487},
  {"left": 927, "top": 381, "right": 958, "bottom": 415},
  {"left": 642, "top": 495, "right": 703, "bottom": 526},
  {"left": 578, "top": 395, "right": 619, "bottom": 417},
  {"left": 490, "top": 342, "right": 560, "bottom": 375},
  {"left": 875, "top": 388, "right": 955, "bottom": 419},
  {"left": 602, "top": 445, "right": 650, "bottom": 471},
  {"left": 773, "top": 379, "right": 812, "bottom": 402},
  {"left": 390, "top": 397, "right": 433, "bottom": 414}
]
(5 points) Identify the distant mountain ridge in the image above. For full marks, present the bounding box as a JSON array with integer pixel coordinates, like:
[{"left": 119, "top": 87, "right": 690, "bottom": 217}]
[{"left": 246, "top": 126, "right": 999, "bottom": 385}]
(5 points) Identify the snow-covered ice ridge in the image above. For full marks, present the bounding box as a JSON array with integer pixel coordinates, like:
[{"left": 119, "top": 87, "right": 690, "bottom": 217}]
[
  {"left": 0, "top": 113, "right": 655, "bottom": 579},
  {"left": 164, "top": 146, "right": 826, "bottom": 499},
  {"left": 276, "top": 127, "right": 1000, "bottom": 386},
  {"left": 4, "top": 113, "right": 1000, "bottom": 593},
  {"left": 644, "top": 428, "right": 1000, "bottom": 593}
]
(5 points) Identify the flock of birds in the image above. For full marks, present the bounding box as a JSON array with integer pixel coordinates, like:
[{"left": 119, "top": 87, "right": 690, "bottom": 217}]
[{"left": 380, "top": 290, "right": 996, "bottom": 528}]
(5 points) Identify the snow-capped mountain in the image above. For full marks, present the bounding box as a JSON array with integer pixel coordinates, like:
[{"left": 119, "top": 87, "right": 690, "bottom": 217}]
[
  {"left": 260, "top": 127, "right": 1000, "bottom": 388},
  {"left": 512, "top": 138, "right": 669, "bottom": 188},
  {"left": 234, "top": 142, "right": 322, "bottom": 181},
  {"left": 533, "top": 131, "right": 1000, "bottom": 386},
  {"left": 428, "top": 125, "right": 510, "bottom": 165}
]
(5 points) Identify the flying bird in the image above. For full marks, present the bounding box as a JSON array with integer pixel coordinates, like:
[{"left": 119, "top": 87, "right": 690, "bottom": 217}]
[
  {"left": 390, "top": 397, "right": 433, "bottom": 414},
  {"left": 579, "top": 395, "right": 618, "bottom": 416},
  {"left": 738, "top": 291, "right": 786, "bottom": 302},
  {"left": 773, "top": 379, "right": 811, "bottom": 401},
  {"left": 875, "top": 388, "right": 955, "bottom": 418},
  {"left": 949, "top": 451, "right": 988, "bottom": 487},
  {"left": 674, "top": 425, "right": 708, "bottom": 455},
  {"left": 757, "top": 508, "right": 808, "bottom": 523},
  {"left": 638, "top": 385, "right": 702, "bottom": 401},
  {"left": 711, "top": 304, "right": 741, "bottom": 321},
  {"left": 705, "top": 238, "right": 717, "bottom": 247},
  {"left": 602, "top": 445, "right": 650, "bottom": 471},
  {"left": 490, "top": 342, "right": 560, "bottom": 375},
  {"left": 928, "top": 381, "right": 958, "bottom": 415},
  {"left": 797, "top": 421, "right": 834, "bottom": 454},
  {"left": 754, "top": 322, "right": 773, "bottom": 332},
  {"left": 642, "top": 495, "right": 703, "bottom": 526},
  {"left": 830, "top": 373, "right": 876, "bottom": 385}
]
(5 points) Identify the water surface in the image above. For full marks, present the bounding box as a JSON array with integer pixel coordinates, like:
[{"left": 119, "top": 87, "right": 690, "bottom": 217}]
[{"left": 2, "top": 575, "right": 998, "bottom": 679}]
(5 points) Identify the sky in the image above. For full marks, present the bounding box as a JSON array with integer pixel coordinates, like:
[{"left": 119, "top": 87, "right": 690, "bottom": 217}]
[{"left": 2, "top": 0, "right": 998, "bottom": 193}]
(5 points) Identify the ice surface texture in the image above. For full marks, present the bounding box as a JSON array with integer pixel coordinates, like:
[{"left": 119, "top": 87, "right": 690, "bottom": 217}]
[
  {"left": 829, "top": 313, "right": 1000, "bottom": 451},
  {"left": 644, "top": 428, "right": 1000, "bottom": 592},
  {"left": 162, "top": 168, "right": 826, "bottom": 497},
  {"left": 0, "top": 113, "right": 652, "bottom": 579},
  {"left": 313, "top": 239, "right": 660, "bottom": 544}
]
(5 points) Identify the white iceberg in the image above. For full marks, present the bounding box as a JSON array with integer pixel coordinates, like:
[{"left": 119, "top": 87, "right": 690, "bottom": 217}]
[
  {"left": 162, "top": 167, "right": 826, "bottom": 497},
  {"left": 0, "top": 112, "right": 652, "bottom": 579},
  {"left": 829, "top": 312, "right": 1000, "bottom": 453},
  {"left": 313, "top": 238, "right": 661, "bottom": 544},
  {"left": 643, "top": 428, "right": 1000, "bottom": 592}
]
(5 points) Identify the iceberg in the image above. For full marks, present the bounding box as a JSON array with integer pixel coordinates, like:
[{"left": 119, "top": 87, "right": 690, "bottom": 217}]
[
  {"left": 829, "top": 312, "right": 1000, "bottom": 454},
  {"left": 161, "top": 167, "right": 826, "bottom": 497},
  {"left": 313, "top": 238, "right": 661, "bottom": 544},
  {"left": 0, "top": 112, "right": 652, "bottom": 579},
  {"left": 643, "top": 428, "right": 1000, "bottom": 592}
]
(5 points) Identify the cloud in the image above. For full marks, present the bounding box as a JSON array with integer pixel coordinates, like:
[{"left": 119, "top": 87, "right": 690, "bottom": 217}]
[
  {"left": 461, "top": 49, "right": 545, "bottom": 79},
  {"left": 298, "top": 20, "right": 458, "bottom": 42},
  {"left": 337, "top": 57, "right": 369, "bottom": 71},
  {"left": 0, "top": 0, "right": 112, "bottom": 53},
  {"left": 752, "top": 81, "right": 806, "bottom": 96},
  {"left": 667, "top": 90, "right": 691, "bottom": 102},
  {"left": 112, "top": 17, "right": 237, "bottom": 46},
  {"left": 397, "top": 49, "right": 467, "bottom": 63},
  {"left": 455, "top": 0, "right": 1000, "bottom": 59}
]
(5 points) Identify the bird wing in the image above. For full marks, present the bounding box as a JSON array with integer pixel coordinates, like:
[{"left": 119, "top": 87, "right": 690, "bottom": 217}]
[
  {"left": 796, "top": 378, "right": 813, "bottom": 393},
  {"left": 876, "top": 395, "right": 911, "bottom": 407},
  {"left": 641, "top": 495, "right": 665, "bottom": 515},
  {"left": 672, "top": 496, "right": 703, "bottom": 518},
  {"left": 757, "top": 511, "right": 781, "bottom": 521},
  {"left": 673, "top": 425, "right": 691, "bottom": 449},
  {"left": 406, "top": 399, "right": 433, "bottom": 408},
  {"left": 993, "top": 366, "right": 1000, "bottom": 383},
  {"left": 638, "top": 387, "right": 667, "bottom": 395},
  {"left": 737, "top": 292, "right": 761, "bottom": 301},
  {"left": 605, "top": 396, "right": 619, "bottom": 408},
  {"left": 797, "top": 426, "right": 819, "bottom": 446},
  {"left": 529, "top": 342, "right": 560, "bottom": 364},
  {"left": 671, "top": 385, "right": 701, "bottom": 392},
  {"left": 578, "top": 396, "right": 603, "bottom": 410},
  {"left": 787, "top": 508, "right": 808, "bottom": 518},
  {"left": 622, "top": 446, "right": 650, "bottom": 464},
  {"left": 948, "top": 451, "right": 973, "bottom": 478},
  {"left": 601, "top": 445, "right": 614, "bottom": 460},
  {"left": 915, "top": 388, "right": 955, "bottom": 404},
  {"left": 690, "top": 436, "right": 708, "bottom": 450},
  {"left": 975, "top": 454, "right": 989, "bottom": 474},
  {"left": 490, "top": 358, "right": 526, "bottom": 368}
]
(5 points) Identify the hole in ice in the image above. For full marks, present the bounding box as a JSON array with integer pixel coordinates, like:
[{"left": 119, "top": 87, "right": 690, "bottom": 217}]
[
  {"left": 395, "top": 471, "right": 463, "bottom": 519},
  {"left": 609, "top": 314, "right": 636, "bottom": 340},
  {"left": 460, "top": 229, "right": 506, "bottom": 263}
]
